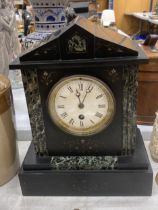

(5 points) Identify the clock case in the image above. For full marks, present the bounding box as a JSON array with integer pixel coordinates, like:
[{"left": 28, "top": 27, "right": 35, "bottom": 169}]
[{"left": 10, "top": 17, "right": 153, "bottom": 196}]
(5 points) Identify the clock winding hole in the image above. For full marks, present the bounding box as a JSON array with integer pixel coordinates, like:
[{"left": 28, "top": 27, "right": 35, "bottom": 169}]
[{"left": 79, "top": 114, "right": 85, "bottom": 120}]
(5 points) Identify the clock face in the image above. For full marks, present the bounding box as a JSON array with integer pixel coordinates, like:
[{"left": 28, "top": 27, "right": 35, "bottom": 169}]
[{"left": 48, "top": 75, "right": 115, "bottom": 136}]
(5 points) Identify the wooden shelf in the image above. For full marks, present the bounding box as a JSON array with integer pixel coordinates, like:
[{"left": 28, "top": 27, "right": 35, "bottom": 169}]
[{"left": 137, "top": 43, "right": 158, "bottom": 125}]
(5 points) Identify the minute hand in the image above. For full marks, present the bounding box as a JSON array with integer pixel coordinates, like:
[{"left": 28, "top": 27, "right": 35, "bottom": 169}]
[{"left": 81, "top": 85, "right": 93, "bottom": 104}]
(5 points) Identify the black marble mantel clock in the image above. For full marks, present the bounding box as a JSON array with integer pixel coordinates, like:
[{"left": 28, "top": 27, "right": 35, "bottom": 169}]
[{"left": 10, "top": 17, "right": 153, "bottom": 196}]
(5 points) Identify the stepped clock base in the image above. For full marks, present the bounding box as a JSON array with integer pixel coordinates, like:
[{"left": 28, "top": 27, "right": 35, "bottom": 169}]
[{"left": 19, "top": 129, "right": 153, "bottom": 196}]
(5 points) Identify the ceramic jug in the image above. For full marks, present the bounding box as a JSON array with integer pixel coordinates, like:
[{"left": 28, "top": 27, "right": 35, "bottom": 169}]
[{"left": 0, "top": 74, "right": 19, "bottom": 185}]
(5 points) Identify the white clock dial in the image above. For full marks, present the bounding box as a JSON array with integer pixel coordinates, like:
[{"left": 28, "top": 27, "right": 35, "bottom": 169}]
[{"left": 48, "top": 75, "right": 115, "bottom": 136}]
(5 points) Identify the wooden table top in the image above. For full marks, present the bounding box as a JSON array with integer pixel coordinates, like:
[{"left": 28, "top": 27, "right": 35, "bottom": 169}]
[{"left": 139, "top": 42, "right": 158, "bottom": 60}]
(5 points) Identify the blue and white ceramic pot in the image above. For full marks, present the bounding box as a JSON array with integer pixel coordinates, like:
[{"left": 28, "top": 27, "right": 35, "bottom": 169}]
[{"left": 29, "top": 0, "right": 67, "bottom": 31}]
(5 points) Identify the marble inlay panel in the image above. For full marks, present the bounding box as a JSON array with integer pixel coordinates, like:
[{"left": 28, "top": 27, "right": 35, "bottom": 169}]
[
  {"left": 122, "top": 65, "right": 138, "bottom": 155},
  {"left": 51, "top": 156, "right": 118, "bottom": 170},
  {"left": 21, "top": 69, "right": 48, "bottom": 155}
]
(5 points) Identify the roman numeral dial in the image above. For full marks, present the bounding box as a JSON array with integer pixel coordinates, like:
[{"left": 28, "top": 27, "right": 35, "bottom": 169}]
[{"left": 48, "top": 75, "right": 115, "bottom": 136}]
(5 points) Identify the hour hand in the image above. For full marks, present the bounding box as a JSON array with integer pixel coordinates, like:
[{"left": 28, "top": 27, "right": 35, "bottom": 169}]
[
  {"left": 76, "top": 89, "right": 80, "bottom": 97},
  {"left": 76, "top": 89, "right": 82, "bottom": 104}
]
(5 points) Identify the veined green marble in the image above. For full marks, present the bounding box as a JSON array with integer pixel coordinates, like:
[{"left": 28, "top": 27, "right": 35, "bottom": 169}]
[
  {"left": 50, "top": 156, "right": 118, "bottom": 170},
  {"left": 21, "top": 69, "right": 48, "bottom": 155},
  {"left": 122, "top": 65, "right": 138, "bottom": 155}
]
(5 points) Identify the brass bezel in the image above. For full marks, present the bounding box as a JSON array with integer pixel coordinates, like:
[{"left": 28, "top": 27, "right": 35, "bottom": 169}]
[{"left": 48, "top": 75, "right": 115, "bottom": 136}]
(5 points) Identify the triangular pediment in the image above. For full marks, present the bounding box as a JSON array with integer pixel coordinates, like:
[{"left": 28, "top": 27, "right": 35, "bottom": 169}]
[{"left": 20, "top": 16, "right": 138, "bottom": 62}]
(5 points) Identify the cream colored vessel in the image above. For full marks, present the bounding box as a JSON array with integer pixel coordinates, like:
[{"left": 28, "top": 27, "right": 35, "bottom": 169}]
[{"left": 0, "top": 74, "right": 19, "bottom": 185}]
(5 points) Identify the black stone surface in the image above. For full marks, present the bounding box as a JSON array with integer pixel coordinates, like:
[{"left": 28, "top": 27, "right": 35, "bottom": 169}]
[
  {"left": 10, "top": 53, "right": 147, "bottom": 70},
  {"left": 19, "top": 65, "right": 139, "bottom": 156},
  {"left": 39, "top": 67, "right": 123, "bottom": 156},
  {"left": 18, "top": 17, "right": 139, "bottom": 62},
  {"left": 19, "top": 129, "right": 153, "bottom": 196}
]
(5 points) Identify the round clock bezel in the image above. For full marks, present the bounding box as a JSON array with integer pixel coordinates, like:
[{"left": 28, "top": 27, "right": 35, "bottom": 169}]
[{"left": 47, "top": 75, "right": 116, "bottom": 136}]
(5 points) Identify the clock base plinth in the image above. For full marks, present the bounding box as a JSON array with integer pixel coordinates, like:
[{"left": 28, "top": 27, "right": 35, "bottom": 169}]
[{"left": 19, "top": 129, "right": 153, "bottom": 196}]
